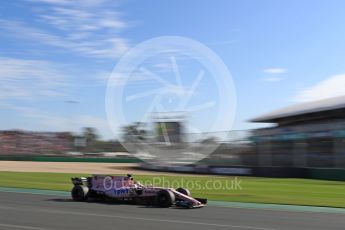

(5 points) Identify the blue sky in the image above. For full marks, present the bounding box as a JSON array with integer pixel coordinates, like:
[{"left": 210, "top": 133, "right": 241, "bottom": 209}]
[{"left": 1, "top": 0, "right": 345, "bottom": 139}]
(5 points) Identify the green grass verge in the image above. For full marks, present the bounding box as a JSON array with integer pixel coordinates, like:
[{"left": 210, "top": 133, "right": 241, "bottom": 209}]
[{"left": 0, "top": 171, "right": 344, "bottom": 208}]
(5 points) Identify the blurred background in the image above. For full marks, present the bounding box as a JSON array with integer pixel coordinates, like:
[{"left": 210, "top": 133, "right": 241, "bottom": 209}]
[
  {"left": 1, "top": 0, "right": 345, "bottom": 180},
  {"left": 2, "top": 94, "right": 345, "bottom": 180}
]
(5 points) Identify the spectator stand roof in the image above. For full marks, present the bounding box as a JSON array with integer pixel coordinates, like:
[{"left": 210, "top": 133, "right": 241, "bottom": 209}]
[{"left": 251, "top": 95, "right": 345, "bottom": 123}]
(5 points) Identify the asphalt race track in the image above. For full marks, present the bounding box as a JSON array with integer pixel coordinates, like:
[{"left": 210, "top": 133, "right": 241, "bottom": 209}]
[{"left": 0, "top": 192, "right": 343, "bottom": 230}]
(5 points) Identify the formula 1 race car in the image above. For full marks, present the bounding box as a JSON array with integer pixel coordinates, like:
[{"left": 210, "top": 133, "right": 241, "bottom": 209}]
[{"left": 71, "top": 174, "right": 207, "bottom": 208}]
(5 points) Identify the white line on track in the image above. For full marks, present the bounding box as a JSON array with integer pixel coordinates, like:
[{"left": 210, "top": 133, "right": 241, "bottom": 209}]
[
  {"left": 0, "top": 205, "right": 277, "bottom": 230},
  {"left": 0, "top": 223, "right": 55, "bottom": 230}
]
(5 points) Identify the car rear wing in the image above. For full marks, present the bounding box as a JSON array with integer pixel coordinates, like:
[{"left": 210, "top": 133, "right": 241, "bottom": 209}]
[{"left": 71, "top": 177, "right": 89, "bottom": 186}]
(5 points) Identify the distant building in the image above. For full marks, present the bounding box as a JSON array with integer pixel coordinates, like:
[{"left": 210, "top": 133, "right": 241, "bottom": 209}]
[
  {"left": 251, "top": 96, "right": 345, "bottom": 168},
  {"left": 152, "top": 112, "right": 186, "bottom": 144}
]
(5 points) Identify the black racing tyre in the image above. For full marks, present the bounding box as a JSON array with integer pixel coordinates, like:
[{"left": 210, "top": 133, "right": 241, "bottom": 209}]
[
  {"left": 176, "top": 187, "right": 191, "bottom": 197},
  {"left": 156, "top": 190, "right": 175, "bottom": 208},
  {"left": 71, "top": 185, "right": 89, "bottom": 201}
]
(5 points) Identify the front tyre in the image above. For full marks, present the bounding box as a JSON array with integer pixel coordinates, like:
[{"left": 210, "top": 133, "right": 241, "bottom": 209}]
[
  {"left": 176, "top": 187, "right": 191, "bottom": 197},
  {"left": 156, "top": 190, "right": 175, "bottom": 208},
  {"left": 71, "top": 185, "right": 89, "bottom": 201}
]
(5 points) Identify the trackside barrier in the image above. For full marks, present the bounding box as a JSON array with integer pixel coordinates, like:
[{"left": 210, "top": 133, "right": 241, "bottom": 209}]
[{"left": 139, "top": 164, "right": 345, "bottom": 181}]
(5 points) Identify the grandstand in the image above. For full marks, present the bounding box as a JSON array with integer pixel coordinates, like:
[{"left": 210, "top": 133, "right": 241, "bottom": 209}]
[
  {"left": 0, "top": 130, "right": 72, "bottom": 155},
  {"left": 251, "top": 95, "right": 345, "bottom": 168}
]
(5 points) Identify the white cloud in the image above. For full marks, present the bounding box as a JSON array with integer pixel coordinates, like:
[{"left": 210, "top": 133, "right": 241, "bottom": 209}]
[
  {"left": 1, "top": 0, "right": 130, "bottom": 59},
  {"left": 0, "top": 57, "right": 69, "bottom": 100},
  {"left": 28, "top": 0, "right": 71, "bottom": 5},
  {"left": 262, "top": 76, "right": 283, "bottom": 82},
  {"left": 41, "top": 6, "right": 127, "bottom": 31},
  {"left": 0, "top": 19, "right": 129, "bottom": 59},
  {"left": 262, "top": 68, "right": 287, "bottom": 82},
  {"left": 294, "top": 73, "right": 345, "bottom": 102},
  {"left": 262, "top": 68, "right": 288, "bottom": 74},
  {"left": 30, "top": 0, "right": 112, "bottom": 7}
]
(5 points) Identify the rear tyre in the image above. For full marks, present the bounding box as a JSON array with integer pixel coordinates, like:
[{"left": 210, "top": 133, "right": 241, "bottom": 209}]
[
  {"left": 156, "top": 190, "right": 175, "bottom": 208},
  {"left": 176, "top": 187, "right": 191, "bottom": 197},
  {"left": 71, "top": 185, "right": 89, "bottom": 201}
]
